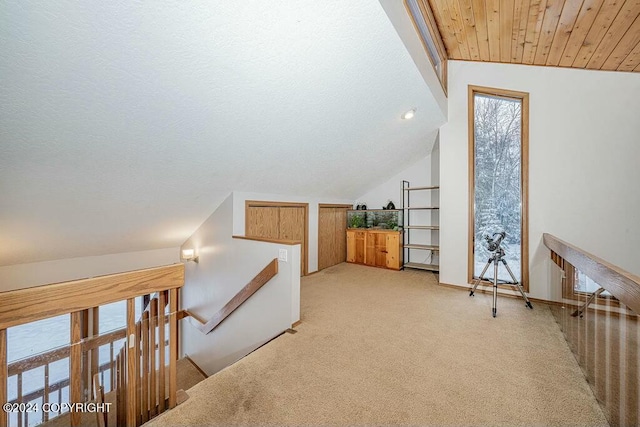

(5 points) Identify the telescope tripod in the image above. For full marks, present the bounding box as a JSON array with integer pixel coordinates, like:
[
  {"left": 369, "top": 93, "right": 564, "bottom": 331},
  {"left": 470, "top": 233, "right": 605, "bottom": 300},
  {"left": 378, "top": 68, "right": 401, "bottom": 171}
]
[{"left": 469, "top": 247, "right": 533, "bottom": 317}]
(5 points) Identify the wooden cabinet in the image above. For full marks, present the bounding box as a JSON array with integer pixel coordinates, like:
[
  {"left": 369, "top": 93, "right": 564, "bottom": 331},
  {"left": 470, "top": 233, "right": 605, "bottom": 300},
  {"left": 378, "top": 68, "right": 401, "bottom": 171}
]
[{"left": 346, "top": 229, "right": 402, "bottom": 270}]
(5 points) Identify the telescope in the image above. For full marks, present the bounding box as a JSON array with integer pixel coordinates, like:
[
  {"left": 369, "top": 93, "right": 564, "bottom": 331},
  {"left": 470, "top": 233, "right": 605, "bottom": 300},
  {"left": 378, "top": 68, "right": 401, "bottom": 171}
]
[{"left": 484, "top": 231, "right": 506, "bottom": 253}]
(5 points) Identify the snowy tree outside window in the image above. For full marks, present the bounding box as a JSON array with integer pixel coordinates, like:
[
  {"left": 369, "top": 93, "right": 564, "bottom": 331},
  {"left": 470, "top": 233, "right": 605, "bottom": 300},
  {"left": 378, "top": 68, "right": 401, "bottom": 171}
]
[{"left": 472, "top": 91, "right": 526, "bottom": 284}]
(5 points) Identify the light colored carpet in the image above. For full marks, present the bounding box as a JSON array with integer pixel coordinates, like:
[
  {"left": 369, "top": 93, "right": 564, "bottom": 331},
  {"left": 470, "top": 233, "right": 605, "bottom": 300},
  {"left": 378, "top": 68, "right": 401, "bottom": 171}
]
[{"left": 147, "top": 263, "right": 608, "bottom": 426}]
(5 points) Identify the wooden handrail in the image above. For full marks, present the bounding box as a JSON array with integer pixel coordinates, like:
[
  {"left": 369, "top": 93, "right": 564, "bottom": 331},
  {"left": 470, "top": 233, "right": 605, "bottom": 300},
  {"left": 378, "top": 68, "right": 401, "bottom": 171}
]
[
  {"left": 0, "top": 264, "right": 184, "bottom": 329},
  {"left": 543, "top": 233, "right": 640, "bottom": 314},
  {"left": 185, "top": 258, "right": 279, "bottom": 335}
]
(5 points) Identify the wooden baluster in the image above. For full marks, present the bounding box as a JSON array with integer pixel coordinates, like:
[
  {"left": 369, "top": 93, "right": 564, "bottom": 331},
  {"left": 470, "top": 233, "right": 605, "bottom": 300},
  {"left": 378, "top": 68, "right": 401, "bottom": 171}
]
[
  {"left": 168, "top": 288, "right": 178, "bottom": 408},
  {"left": 43, "top": 364, "right": 50, "bottom": 422},
  {"left": 110, "top": 341, "right": 115, "bottom": 392},
  {"left": 149, "top": 298, "right": 158, "bottom": 418},
  {"left": 91, "top": 307, "right": 100, "bottom": 387},
  {"left": 0, "top": 329, "right": 6, "bottom": 427},
  {"left": 126, "top": 298, "right": 137, "bottom": 427},
  {"left": 17, "top": 373, "right": 22, "bottom": 427},
  {"left": 81, "top": 309, "right": 90, "bottom": 403},
  {"left": 135, "top": 321, "right": 141, "bottom": 426},
  {"left": 118, "top": 347, "right": 125, "bottom": 426},
  {"left": 158, "top": 292, "right": 166, "bottom": 412},
  {"left": 141, "top": 311, "right": 150, "bottom": 423},
  {"left": 70, "top": 311, "right": 83, "bottom": 427}
]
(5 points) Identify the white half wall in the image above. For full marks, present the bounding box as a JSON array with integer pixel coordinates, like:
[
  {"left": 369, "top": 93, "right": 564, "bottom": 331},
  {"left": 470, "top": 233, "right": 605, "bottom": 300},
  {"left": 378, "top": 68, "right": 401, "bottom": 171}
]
[
  {"left": 232, "top": 191, "right": 354, "bottom": 274},
  {"left": 440, "top": 60, "right": 640, "bottom": 300},
  {"left": 180, "top": 193, "right": 300, "bottom": 375},
  {"left": 0, "top": 247, "right": 179, "bottom": 292}
]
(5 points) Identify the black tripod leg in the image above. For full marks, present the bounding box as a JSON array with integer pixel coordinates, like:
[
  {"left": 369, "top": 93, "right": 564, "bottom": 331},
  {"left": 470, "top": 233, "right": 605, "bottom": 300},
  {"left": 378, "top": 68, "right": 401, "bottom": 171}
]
[
  {"left": 501, "top": 259, "right": 533, "bottom": 309},
  {"left": 492, "top": 261, "right": 498, "bottom": 317},
  {"left": 470, "top": 259, "right": 492, "bottom": 296}
]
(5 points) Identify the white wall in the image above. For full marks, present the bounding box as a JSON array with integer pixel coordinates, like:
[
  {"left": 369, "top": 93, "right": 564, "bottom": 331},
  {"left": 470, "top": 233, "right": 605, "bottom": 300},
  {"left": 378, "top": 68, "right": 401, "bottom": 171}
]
[
  {"left": 180, "top": 193, "right": 300, "bottom": 375},
  {"left": 440, "top": 61, "right": 640, "bottom": 300},
  {"left": 232, "top": 191, "right": 353, "bottom": 273},
  {"left": 357, "top": 154, "right": 433, "bottom": 209},
  {"left": 0, "top": 247, "right": 179, "bottom": 292}
]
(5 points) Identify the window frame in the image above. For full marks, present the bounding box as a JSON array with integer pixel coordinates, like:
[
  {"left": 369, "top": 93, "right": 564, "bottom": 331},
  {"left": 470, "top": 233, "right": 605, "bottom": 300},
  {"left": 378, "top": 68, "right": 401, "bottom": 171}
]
[
  {"left": 467, "top": 85, "right": 530, "bottom": 292},
  {"left": 404, "top": 0, "right": 448, "bottom": 94}
]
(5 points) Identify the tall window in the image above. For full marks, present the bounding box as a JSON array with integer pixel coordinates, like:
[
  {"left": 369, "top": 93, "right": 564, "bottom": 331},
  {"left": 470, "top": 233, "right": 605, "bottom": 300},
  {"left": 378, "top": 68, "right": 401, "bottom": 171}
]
[{"left": 469, "top": 86, "right": 529, "bottom": 290}]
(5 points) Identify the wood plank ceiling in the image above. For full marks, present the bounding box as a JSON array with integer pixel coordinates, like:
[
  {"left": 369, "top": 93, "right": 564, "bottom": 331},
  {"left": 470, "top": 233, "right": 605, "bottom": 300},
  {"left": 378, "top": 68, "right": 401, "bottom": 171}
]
[{"left": 424, "top": 0, "right": 640, "bottom": 72}]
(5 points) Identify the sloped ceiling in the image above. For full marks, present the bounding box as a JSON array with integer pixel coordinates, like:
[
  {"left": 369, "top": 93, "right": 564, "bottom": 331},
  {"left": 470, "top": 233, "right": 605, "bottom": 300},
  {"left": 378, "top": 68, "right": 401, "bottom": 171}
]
[{"left": 0, "top": 0, "right": 445, "bottom": 266}]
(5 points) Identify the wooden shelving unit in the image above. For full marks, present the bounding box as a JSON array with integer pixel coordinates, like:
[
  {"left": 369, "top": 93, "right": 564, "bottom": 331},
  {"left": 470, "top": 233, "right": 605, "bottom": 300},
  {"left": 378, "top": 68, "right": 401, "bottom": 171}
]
[{"left": 402, "top": 181, "right": 439, "bottom": 272}]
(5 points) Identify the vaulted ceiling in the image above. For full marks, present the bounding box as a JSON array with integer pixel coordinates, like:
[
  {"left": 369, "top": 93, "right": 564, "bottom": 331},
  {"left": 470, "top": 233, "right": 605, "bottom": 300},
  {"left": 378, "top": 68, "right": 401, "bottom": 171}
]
[
  {"left": 0, "top": 1, "right": 445, "bottom": 266},
  {"left": 424, "top": 0, "right": 640, "bottom": 72}
]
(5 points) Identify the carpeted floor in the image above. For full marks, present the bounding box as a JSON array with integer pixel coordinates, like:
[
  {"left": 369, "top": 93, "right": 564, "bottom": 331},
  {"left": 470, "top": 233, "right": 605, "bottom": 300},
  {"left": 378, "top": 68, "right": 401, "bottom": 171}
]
[{"left": 146, "top": 263, "right": 608, "bottom": 426}]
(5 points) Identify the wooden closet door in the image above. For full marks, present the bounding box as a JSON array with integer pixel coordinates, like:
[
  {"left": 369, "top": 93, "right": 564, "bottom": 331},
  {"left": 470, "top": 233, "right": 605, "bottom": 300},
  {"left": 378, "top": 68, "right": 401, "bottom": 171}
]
[
  {"left": 318, "top": 206, "right": 349, "bottom": 271},
  {"left": 334, "top": 208, "right": 347, "bottom": 265},
  {"left": 246, "top": 206, "right": 279, "bottom": 239},
  {"left": 279, "top": 207, "right": 306, "bottom": 275},
  {"left": 318, "top": 207, "right": 337, "bottom": 270}
]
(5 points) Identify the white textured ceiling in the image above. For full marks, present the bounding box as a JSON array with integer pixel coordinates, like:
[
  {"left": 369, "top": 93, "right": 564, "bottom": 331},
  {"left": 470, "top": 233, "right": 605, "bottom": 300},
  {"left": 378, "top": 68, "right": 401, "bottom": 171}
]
[{"left": 0, "top": 0, "right": 446, "bottom": 266}]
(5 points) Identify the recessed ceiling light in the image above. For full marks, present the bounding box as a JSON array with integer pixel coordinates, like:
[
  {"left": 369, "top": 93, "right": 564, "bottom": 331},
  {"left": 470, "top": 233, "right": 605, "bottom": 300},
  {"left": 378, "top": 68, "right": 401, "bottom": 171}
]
[{"left": 401, "top": 108, "right": 416, "bottom": 120}]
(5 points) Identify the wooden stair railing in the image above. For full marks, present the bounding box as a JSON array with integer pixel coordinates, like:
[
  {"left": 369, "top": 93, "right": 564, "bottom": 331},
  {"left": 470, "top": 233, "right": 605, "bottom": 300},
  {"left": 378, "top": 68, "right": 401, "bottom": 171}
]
[
  {"left": 0, "top": 264, "right": 184, "bottom": 427},
  {"left": 544, "top": 233, "right": 640, "bottom": 314},
  {"left": 544, "top": 233, "right": 640, "bottom": 427},
  {"left": 183, "top": 258, "right": 278, "bottom": 335}
]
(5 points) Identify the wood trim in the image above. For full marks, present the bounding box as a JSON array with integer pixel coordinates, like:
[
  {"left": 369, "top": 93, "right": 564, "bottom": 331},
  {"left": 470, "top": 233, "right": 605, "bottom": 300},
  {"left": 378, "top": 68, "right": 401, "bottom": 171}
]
[
  {"left": 245, "top": 200, "right": 307, "bottom": 208},
  {"left": 232, "top": 235, "right": 300, "bottom": 245},
  {"left": 0, "top": 329, "right": 7, "bottom": 427},
  {"left": 0, "top": 264, "right": 184, "bottom": 329},
  {"left": 318, "top": 203, "right": 353, "bottom": 209},
  {"left": 467, "top": 85, "right": 475, "bottom": 286},
  {"left": 183, "top": 355, "right": 209, "bottom": 379},
  {"left": 543, "top": 233, "right": 640, "bottom": 314},
  {"left": 468, "top": 85, "right": 530, "bottom": 292},
  {"left": 404, "top": 0, "right": 449, "bottom": 94},
  {"left": 187, "top": 258, "right": 279, "bottom": 335},
  {"left": 521, "top": 88, "right": 530, "bottom": 290},
  {"left": 245, "top": 200, "right": 309, "bottom": 276},
  {"left": 292, "top": 320, "right": 302, "bottom": 328}
]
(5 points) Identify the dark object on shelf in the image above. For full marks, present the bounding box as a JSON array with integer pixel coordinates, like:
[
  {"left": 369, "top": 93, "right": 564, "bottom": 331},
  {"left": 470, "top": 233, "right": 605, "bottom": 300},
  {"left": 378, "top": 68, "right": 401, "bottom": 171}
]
[
  {"left": 360, "top": 203, "right": 367, "bottom": 210},
  {"left": 386, "top": 200, "right": 395, "bottom": 210},
  {"left": 355, "top": 204, "right": 361, "bottom": 210}
]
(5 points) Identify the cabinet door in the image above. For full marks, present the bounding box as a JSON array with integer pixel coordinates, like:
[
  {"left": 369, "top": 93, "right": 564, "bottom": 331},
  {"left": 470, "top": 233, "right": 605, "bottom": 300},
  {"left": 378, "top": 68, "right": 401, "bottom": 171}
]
[
  {"left": 374, "top": 233, "right": 387, "bottom": 267},
  {"left": 364, "top": 232, "right": 375, "bottom": 266},
  {"left": 346, "top": 230, "right": 356, "bottom": 263},
  {"left": 385, "top": 233, "right": 401, "bottom": 270},
  {"left": 355, "top": 231, "right": 366, "bottom": 264}
]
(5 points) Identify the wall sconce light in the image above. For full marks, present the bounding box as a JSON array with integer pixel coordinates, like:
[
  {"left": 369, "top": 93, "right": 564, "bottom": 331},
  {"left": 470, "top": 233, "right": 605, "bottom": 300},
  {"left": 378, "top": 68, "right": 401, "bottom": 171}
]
[{"left": 181, "top": 248, "right": 199, "bottom": 263}]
